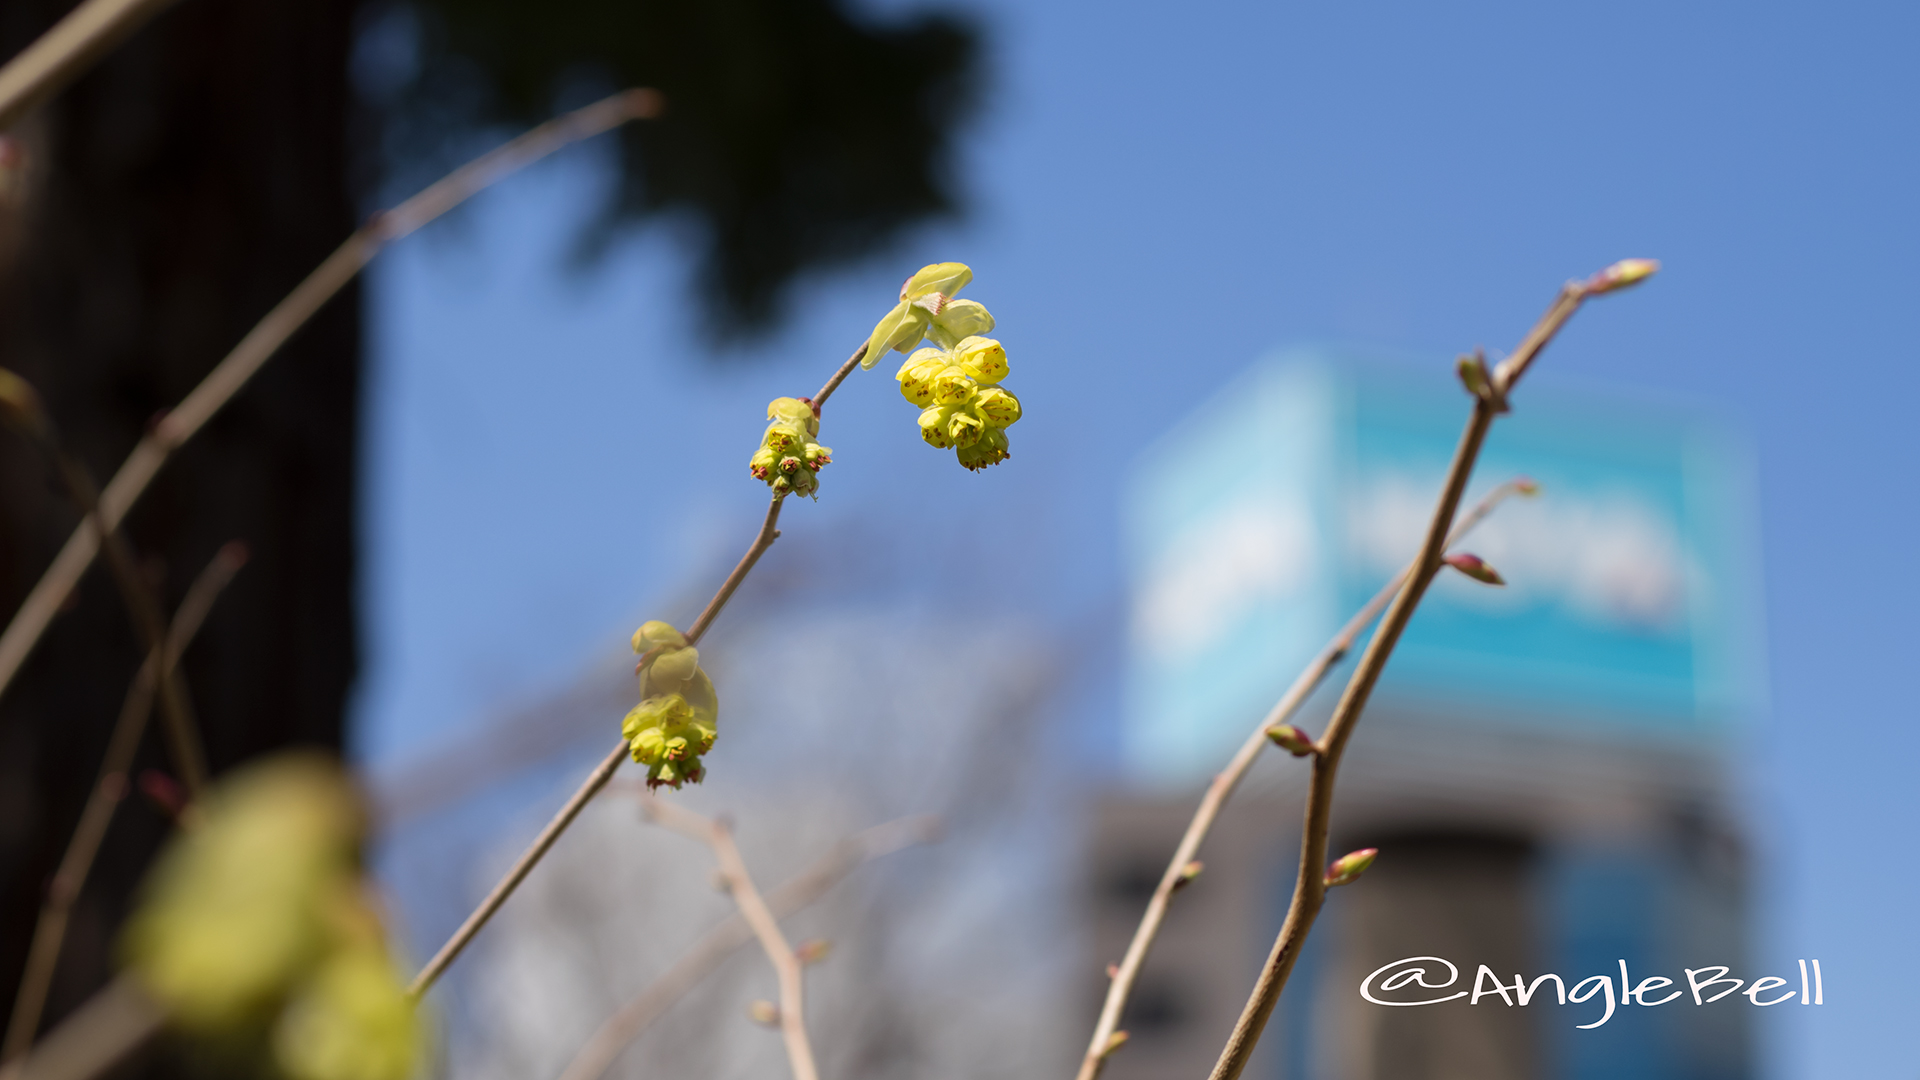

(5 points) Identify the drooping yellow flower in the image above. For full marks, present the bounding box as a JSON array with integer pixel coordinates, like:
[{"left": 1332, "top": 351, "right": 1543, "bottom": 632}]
[
  {"left": 748, "top": 397, "right": 832, "bottom": 498},
  {"left": 119, "top": 754, "right": 423, "bottom": 1080},
  {"left": 625, "top": 621, "right": 718, "bottom": 789},
  {"left": 900, "top": 334, "right": 1021, "bottom": 471}
]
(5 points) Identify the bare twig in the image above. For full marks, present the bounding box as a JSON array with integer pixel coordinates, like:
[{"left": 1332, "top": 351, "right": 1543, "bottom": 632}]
[
  {"left": 1074, "top": 477, "right": 1534, "bottom": 1080},
  {"left": 1, "top": 543, "right": 246, "bottom": 1064},
  {"left": 405, "top": 492, "right": 787, "bottom": 1001},
  {"left": 0, "top": 975, "right": 164, "bottom": 1080},
  {"left": 557, "top": 811, "right": 937, "bottom": 1080},
  {"left": 641, "top": 797, "right": 820, "bottom": 1080},
  {"left": 0, "top": 388, "right": 211, "bottom": 797},
  {"left": 0, "top": 87, "right": 664, "bottom": 706},
  {"left": 1204, "top": 264, "right": 1652, "bottom": 1080},
  {"left": 0, "top": 0, "right": 181, "bottom": 132},
  {"left": 809, "top": 344, "right": 867, "bottom": 413}
]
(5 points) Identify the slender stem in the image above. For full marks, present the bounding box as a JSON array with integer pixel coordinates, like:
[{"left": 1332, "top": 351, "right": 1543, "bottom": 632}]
[
  {"left": 809, "top": 344, "right": 867, "bottom": 412},
  {"left": 408, "top": 340, "right": 849, "bottom": 999},
  {"left": 643, "top": 798, "right": 820, "bottom": 1080},
  {"left": 0, "top": 88, "right": 663, "bottom": 706},
  {"left": 686, "top": 496, "right": 784, "bottom": 645},
  {"left": 1, "top": 543, "right": 244, "bottom": 1064},
  {"left": 39, "top": 438, "right": 208, "bottom": 797},
  {"left": 405, "top": 742, "right": 627, "bottom": 1001},
  {"left": 0, "top": 0, "right": 180, "bottom": 132},
  {"left": 1073, "top": 479, "right": 1532, "bottom": 1080},
  {"left": 558, "top": 811, "right": 936, "bottom": 1080},
  {"left": 0, "top": 974, "right": 164, "bottom": 1080},
  {"left": 1204, "top": 278, "right": 1605, "bottom": 1080}
]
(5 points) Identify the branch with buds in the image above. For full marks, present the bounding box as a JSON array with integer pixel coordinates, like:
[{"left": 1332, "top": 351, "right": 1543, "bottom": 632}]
[
  {"left": 1074, "top": 476, "right": 1541, "bottom": 1080},
  {"left": 1203, "top": 260, "right": 1659, "bottom": 1080}
]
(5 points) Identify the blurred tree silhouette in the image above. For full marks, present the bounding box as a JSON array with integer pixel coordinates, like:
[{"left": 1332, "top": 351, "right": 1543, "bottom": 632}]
[
  {"left": 373, "top": 0, "right": 980, "bottom": 336},
  {"left": 0, "top": 0, "right": 979, "bottom": 1060}
]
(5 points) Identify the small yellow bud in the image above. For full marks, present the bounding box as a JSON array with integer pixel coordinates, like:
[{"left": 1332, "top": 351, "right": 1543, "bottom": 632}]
[
  {"left": 748, "top": 1000, "right": 781, "bottom": 1026},
  {"left": 897, "top": 349, "right": 947, "bottom": 406},
  {"left": 972, "top": 385, "right": 1022, "bottom": 428},
  {"left": 1265, "top": 724, "right": 1315, "bottom": 757},
  {"left": 953, "top": 336, "right": 1008, "bottom": 384},
  {"left": 931, "top": 365, "right": 975, "bottom": 405},
  {"left": 750, "top": 398, "right": 830, "bottom": 497},
  {"left": 794, "top": 939, "right": 832, "bottom": 965},
  {"left": 1172, "top": 860, "right": 1204, "bottom": 891},
  {"left": 955, "top": 427, "right": 1010, "bottom": 471},
  {"left": 946, "top": 409, "right": 985, "bottom": 449},
  {"left": 631, "top": 621, "right": 687, "bottom": 654}
]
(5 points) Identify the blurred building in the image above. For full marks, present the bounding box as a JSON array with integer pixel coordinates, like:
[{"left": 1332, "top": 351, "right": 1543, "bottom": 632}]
[{"left": 1092, "top": 349, "right": 1763, "bottom": 1080}]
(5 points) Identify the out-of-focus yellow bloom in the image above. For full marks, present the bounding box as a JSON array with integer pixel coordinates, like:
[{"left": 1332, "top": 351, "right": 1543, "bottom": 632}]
[
  {"left": 119, "top": 755, "right": 422, "bottom": 1080},
  {"left": 625, "top": 621, "right": 718, "bottom": 789},
  {"left": 273, "top": 942, "right": 421, "bottom": 1080},
  {"left": 748, "top": 397, "right": 832, "bottom": 498},
  {"left": 862, "top": 263, "right": 992, "bottom": 368}
]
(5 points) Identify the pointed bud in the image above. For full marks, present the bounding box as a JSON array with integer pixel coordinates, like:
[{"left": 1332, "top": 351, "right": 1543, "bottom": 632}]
[
  {"left": 794, "top": 939, "right": 832, "bottom": 966},
  {"left": 1455, "top": 353, "right": 1492, "bottom": 400},
  {"left": 1105, "top": 963, "right": 1120, "bottom": 980},
  {"left": 1511, "top": 476, "right": 1541, "bottom": 497},
  {"left": 1443, "top": 553, "right": 1505, "bottom": 586},
  {"left": 748, "top": 1000, "right": 781, "bottom": 1027},
  {"left": 1583, "top": 258, "right": 1660, "bottom": 296},
  {"left": 1324, "top": 847, "right": 1378, "bottom": 888},
  {"left": 1265, "top": 724, "right": 1316, "bottom": 757},
  {"left": 1172, "top": 860, "right": 1204, "bottom": 891},
  {"left": 137, "top": 770, "right": 188, "bottom": 820},
  {"left": 1099, "top": 1031, "right": 1130, "bottom": 1059}
]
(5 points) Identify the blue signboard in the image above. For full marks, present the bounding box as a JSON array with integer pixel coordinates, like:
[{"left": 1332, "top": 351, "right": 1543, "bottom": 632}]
[{"left": 1123, "top": 347, "right": 1762, "bottom": 785}]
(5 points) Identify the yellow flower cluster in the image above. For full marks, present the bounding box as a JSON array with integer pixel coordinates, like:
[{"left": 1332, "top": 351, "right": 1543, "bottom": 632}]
[
  {"left": 120, "top": 755, "right": 421, "bottom": 1080},
  {"left": 865, "top": 263, "right": 1022, "bottom": 470},
  {"left": 748, "top": 397, "right": 832, "bottom": 498},
  {"left": 623, "top": 621, "right": 718, "bottom": 789}
]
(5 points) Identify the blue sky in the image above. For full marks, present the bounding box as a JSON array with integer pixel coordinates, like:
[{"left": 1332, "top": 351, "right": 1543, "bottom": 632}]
[{"left": 356, "top": 2, "right": 1918, "bottom": 1075}]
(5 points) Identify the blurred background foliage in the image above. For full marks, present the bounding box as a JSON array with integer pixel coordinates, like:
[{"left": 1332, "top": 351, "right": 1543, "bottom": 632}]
[
  {"left": 0, "top": 0, "right": 983, "bottom": 1065},
  {"left": 364, "top": 0, "right": 981, "bottom": 336}
]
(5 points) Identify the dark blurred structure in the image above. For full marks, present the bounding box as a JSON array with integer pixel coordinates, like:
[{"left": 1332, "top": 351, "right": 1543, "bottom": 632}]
[
  {"left": 0, "top": 0, "right": 978, "bottom": 1057},
  {"left": 1089, "top": 350, "right": 1764, "bottom": 1079}
]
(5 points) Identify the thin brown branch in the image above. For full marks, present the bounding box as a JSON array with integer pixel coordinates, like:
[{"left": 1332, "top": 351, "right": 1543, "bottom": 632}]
[
  {"left": 1073, "top": 478, "right": 1534, "bottom": 1080},
  {"left": 557, "top": 811, "right": 937, "bottom": 1080},
  {"left": 809, "top": 343, "right": 867, "bottom": 413},
  {"left": 10, "top": 408, "right": 211, "bottom": 797},
  {"left": 1204, "top": 267, "right": 1642, "bottom": 1080},
  {"left": 0, "top": 0, "right": 180, "bottom": 132},
  {"left": 641, "top": 797, "right": 820, "bottom": 1080},
  {"left": 408, "top": 333, "right": 879, "bottom": 999},
  {"left": 0, "top": 87, "right": 664, "bottom": 706},
  {"left": 1, "top": 543, "right": 245, "bottom": 1064},
  {"left": 405, "top": 742, "right": 625, "bottom": 1001},
  {"left": 0, "top": 975, "right": 164, "bottom": 1080},
  {"left": 686, "top": 496, "right": 785, "bottom": 645}
]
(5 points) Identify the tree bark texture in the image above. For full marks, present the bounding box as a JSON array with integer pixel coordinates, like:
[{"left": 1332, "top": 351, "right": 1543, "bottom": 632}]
[{"left": 0, "top": 0, "right": 360, "bottom": 1046}]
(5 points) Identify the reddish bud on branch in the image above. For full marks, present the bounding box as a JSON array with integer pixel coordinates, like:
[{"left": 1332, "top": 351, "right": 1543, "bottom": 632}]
[
  {"left": 794, "top": 939, "right": 832, "bottom": 966},
  {"left": 1265, "top": 724, "right": 1317, "bottom": 757},
  {"left": 1582, "top": 259, "right": 1660, "bottom": 296},
  {"left": 1442, "top": 553, "right": 1506, "bottom": 586},
  {"left": 1324, "top": 848, "right": 1378, "bottom": 888}
]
